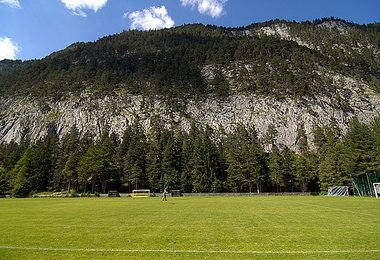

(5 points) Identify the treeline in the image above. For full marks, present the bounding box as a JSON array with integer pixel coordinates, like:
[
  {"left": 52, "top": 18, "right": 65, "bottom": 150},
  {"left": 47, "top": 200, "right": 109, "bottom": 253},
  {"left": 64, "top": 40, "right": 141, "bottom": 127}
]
[
  {"left": 1, "top": 20, "right": 379, "bottom": 100},
  {"left": 1, "top": 116, "right": 380, "bottom": 197}
]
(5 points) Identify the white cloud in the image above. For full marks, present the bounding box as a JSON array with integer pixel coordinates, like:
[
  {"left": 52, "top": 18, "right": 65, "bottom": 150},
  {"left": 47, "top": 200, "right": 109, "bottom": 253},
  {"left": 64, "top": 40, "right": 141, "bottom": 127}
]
[
  {"left": 0, "top": 37, "right": 20, "bottom": 60},
  {"left": 0, "top": 0, "right": 20, "bottom": 8},
  {"left": 127, "top": 6, "right": 174, "bottom": 31},
  {"left": 61, "top": 0, "right": 108, "bottom": 17},
  {"left": 180, "top": 0, "right": 227, "bottom": 18}
]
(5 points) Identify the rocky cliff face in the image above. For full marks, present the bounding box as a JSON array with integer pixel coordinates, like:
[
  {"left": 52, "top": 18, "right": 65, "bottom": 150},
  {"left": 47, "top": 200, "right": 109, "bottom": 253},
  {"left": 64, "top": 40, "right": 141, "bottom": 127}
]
[
  {"left": 1, "top": 19, "right": 379, "bottom": 150},
  {"left": 1, "top": 73, "right": 379, "bottom": 151}
]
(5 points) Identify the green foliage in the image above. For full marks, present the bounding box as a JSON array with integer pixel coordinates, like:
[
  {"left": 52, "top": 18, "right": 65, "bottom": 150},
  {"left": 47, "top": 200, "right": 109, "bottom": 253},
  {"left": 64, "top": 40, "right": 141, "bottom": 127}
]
[
  {"left": 192, "top": 126, "right": 222, "bottom": 192},
  {"left": 341, "top": 118, "right": 378, "bottom": 176},
  {"left": 0, "top": 164, "right": 10, "bottom": 192},
  {"left": 11, "top": 151, "right": 33, "bottom": 197},
  {"left": 161, "top": 133, "right": 182, "bottom": 190},
  {"left": 319, "top": 142, "right": 346, "bottom": 191},
  {"left": 268, "top": 145, "right": 284, "bottom": 192},
  {"left": 2, "top": 113, "right": 380, "bottom": 195},
  {"left": 118, "top": 120, "right": 148, "bottom": 192},
  {"left": 225, "top": 124, "right": 266, "bottom": 193},
  {"left": 210, "top": 69, "right": 230, "bottom": 97},
  {"left": 78, "top": 129, "right": 119, "bottom": 193},
  {"left": 55, "top": 125, "right": 81, "bottom": 191},
  {"left": 1, "top": 16, "right": 379, "bottom": 194},
  {"left": 1, "top": 19, "right": 378, "bottom": 100},
  {"left": 9, "top": 136, "right": 58, "bottom": 197},
  {"left": 296, "top": 122, "right": 308, "bottom": 153},
  {"left": 263, "top": 123, "right": 278, "bottom": 148}
]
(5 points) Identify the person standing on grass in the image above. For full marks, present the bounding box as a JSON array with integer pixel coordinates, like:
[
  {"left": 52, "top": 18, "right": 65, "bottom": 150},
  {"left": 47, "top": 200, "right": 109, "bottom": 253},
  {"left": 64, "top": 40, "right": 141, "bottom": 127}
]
[{"left": 162, "top": 187, "right": 167, "bottom": 201}]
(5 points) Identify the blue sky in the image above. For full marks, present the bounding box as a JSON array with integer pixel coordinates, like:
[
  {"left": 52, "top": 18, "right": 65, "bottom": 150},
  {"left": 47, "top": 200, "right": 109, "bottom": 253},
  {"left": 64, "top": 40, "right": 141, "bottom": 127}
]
[{"left": 1, "top": 0, "right": 379, "bottom": 61}]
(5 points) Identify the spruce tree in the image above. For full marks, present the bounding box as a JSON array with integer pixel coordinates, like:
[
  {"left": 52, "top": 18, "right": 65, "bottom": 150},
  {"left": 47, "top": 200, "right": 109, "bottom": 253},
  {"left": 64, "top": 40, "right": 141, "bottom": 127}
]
[
  {"left": 281, "top": 147, "right": 297, "bottom": 192},
  {"left": 225, "top": 125, "right": 250, "bottom": 192},
  {"left": 58, "top": 125, "right": 81, "bottom": 191},
  {"left": 247, "top": 141, "right": 267, "bottom": 193},
  {"left": 179, "top": 123, "right": 198, "bottom": 192},
  {"left": 342, "top": 118, "right": 376, "bottom": 176},
  {"left": 0, "top": 164, "right": 10, "bottom": 193},
  {"left": 263, "top": 123, "right": 278, "bottom": 150},
  {"left": 11, "top": 150, "right": 33, "bottom": 197},
  {"left": 120, "top": 121, "right": 147, "bottom": 192},
  {"left": 192, "top": 126, "right": 220, "bottom": 192},
  {"left": 371, "top": 115, "right": 380, "bottom": 172},
  {"left": 319, "top": 141, "right": 345, "bottom": 192},
  {"left": 161, "top": 134, "right": 182, "bottom": 190},
  {"left": 78, "top": 129, "right": 119, "bottom": 193},
  {"left": 268, "top": 145, "right": 284, "bottom": 192}
]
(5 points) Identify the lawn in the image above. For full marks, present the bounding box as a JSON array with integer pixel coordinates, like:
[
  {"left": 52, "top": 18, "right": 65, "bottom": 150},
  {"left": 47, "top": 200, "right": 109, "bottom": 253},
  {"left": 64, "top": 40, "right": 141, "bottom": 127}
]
[{"left": 0, "top": 196, "right": 379, "bottom": 259}]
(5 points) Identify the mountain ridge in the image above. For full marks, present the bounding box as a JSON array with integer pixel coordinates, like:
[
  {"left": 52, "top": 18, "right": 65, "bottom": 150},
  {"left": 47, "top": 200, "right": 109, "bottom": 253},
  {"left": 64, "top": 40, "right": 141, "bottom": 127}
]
[
  {"left": 0, "top": 18, "right": 380, "bottom": 150},
  {"left": 1, "top": 18, "right": 379, "bottom": 98}
]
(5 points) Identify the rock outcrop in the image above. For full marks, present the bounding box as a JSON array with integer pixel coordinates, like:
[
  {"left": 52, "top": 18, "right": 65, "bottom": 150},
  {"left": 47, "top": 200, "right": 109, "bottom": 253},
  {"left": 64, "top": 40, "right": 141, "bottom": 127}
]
[{"left": 1, "top": 74, "right": 379, "bottom": 151}]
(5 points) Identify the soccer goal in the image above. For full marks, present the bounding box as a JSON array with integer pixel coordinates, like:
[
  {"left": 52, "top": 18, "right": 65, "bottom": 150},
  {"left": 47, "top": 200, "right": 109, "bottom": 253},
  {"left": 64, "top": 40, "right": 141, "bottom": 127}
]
[
  {"left": 131, "top": 189, "right": 150, "bottom": 198},
  {"left": 327, "top": 186, "right": 349, "bottom": 196},
  {"left": 352, "top": 173, "right": 380, "bottom": 197},
  {"left": 373, "top": 183, "right": 380, "bottom": 198}
]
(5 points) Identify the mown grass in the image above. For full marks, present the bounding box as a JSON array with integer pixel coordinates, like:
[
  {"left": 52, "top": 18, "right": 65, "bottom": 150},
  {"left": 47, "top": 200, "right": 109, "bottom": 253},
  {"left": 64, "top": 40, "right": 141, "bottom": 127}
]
[{"left": 0, "top": 196, "right": 379, "bottom": 259}]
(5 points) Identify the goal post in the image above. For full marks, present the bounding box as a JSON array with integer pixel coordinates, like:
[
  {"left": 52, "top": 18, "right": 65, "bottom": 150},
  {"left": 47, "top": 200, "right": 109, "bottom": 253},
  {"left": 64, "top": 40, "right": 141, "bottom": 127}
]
[
  {"left": 352, "top": 173, "right": 380, "bottom": 197},
  {"left": 131, "top": 189, "right": 150, "bottom": 198},
  {"left": 373, "top": 183, "right": 380, "bottom": 198}
]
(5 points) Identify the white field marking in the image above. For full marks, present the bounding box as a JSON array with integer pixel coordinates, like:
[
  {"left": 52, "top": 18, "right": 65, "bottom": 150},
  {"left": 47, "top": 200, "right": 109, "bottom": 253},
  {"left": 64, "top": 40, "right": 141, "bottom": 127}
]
[
  {"left": 0, "top": 246, "right": 379, "bottom": 254},
  {"left": 284, "top": 200, "right": 378, "bottom": 217}
]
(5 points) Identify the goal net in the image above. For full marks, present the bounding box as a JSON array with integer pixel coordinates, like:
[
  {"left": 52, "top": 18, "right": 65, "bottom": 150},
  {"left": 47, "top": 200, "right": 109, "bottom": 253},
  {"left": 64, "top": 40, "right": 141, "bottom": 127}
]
[
  {"left": 373, "top": 183, "right": 380, "bottom": 198},
  {"left": 352, "top": 173, "right": 380, "bottom": 197},
  {"left": 327, "top": 186, "right": 349, "bottom": 196},
  {"left": 131, "top": 189, "right": 150, "bottom": 198}
]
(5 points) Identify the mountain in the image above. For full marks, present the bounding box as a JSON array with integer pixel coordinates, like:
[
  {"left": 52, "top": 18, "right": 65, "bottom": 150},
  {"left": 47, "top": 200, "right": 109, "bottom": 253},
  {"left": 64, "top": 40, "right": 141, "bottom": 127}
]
[
  {"left": 0, "top": 59, "right": 22, "bottom": 72},
  {"left": 1, "top": 18, "right": 380, "bottom": 151}
]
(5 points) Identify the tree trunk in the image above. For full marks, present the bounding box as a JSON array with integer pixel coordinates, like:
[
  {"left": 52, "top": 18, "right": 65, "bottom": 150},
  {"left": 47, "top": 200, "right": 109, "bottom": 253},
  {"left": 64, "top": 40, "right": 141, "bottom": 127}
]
[
  {"left": 67, "top": 180, "right": 71, "bottom": 194},
  {"left": 102, "top": 181, "right": 107, "bottom": 193}
]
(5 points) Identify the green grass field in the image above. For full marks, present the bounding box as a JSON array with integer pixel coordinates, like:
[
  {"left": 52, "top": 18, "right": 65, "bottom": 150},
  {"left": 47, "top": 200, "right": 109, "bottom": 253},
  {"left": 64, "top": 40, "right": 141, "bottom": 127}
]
[{"left": 0, "top": 196, "right": 379, "bottom": 259}]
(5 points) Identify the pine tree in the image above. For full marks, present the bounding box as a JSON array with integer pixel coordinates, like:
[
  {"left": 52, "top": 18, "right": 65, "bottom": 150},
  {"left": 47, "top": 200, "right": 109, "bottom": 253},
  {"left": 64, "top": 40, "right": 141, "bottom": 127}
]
[
  {"left": 296, "top": 122, "right": 308, "bottom": 153},
  {"left": 0, "top": 164, "right": 10, "bottom": 193},
  {"left": 263, "top": 123, "right": 278, "bottom": 150},
  {"left": 179, "top": 123, "right": 198, "bottom": 192},
  {"left": 371, "top": 115, "right": 380, "bottom": 172},
  {"left": 192, "top": 126, "right": 220, "bottom": 192},
  {"left": 11, "top": 150, "right": 33, "bottom": 197},
  {"left": 146, "top": 145, "right": 162, "bottom": 193},
  {"left": 281, "top": 147, "right": 297, "bottom": 192},
  {"left": 342, "top": 118, "right": 377, "bottom": 176},
  {"left": 120, "top": 121, "right": 147, "bottom": 192},
  {"left": 319, "top": 141, "right": 346, "bottom": 192},
  {"left": 161, "top": 133, "right": 182, "bottom": 190},
  {"left": 78, "top": 129, "right": 119, "bottom": 193},
  {"left": 28, "top": 136, "right": 59, "bottom": 192},
  {"left": 61, "top": 152, "right": 80, "bottom": 193},
  {"left": 211, "top": 69, "right": 230, "bottom": 97},
  {"left": 58, "top": 125, "right": 81, "bottom": 191},
  {"left": 312, "top": 123, "right": 327, "bottom": 156},
  {"left": 294, "top": 152, "right": 318, "bottom": 192},
  {"left": 246, "top": 141, "right": 267, "bottom": 193},
  {"left": 268, "top": 145, "right": 284, "bottom": 192},
  {"left": 225, "top": 125, "right": 250, "bottom": 192},
  {"left": 145, "top": 118, "right": 169, "bottom": 192}
]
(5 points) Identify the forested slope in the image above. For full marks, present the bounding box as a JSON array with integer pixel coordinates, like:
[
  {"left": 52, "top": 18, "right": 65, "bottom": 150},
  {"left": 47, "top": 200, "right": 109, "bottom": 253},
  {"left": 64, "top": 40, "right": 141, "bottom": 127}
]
[
  {"left": 1, "top": 18, "right": 379, "bottom": 99},
  {"left": 1, "top": 18, "right": 380, "bottom": 196}
]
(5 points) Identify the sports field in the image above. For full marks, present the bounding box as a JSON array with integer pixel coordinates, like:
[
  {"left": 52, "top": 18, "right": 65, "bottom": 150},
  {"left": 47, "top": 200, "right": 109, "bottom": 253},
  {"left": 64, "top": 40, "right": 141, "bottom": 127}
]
[{"left": 0, "top": 196, "right": 379, "bottom": 259}]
